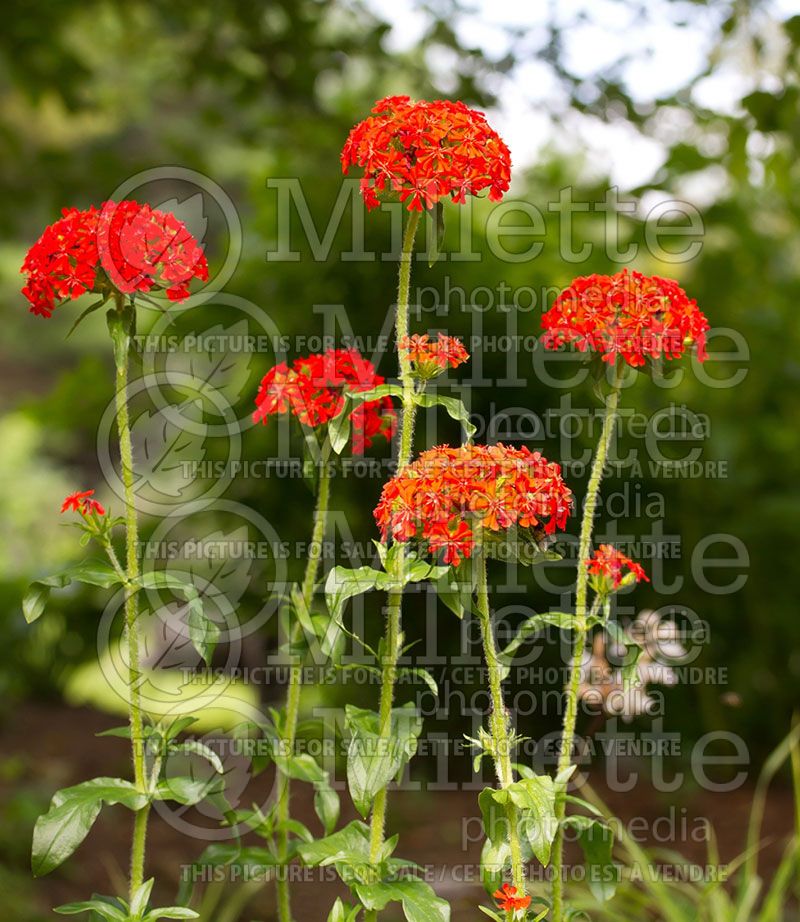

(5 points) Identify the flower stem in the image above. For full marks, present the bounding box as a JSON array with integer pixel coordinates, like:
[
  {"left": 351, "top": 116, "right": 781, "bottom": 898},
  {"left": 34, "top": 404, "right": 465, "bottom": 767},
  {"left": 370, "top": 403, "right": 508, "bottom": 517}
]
[
  {"left": 365, "top": 210, "right": 421, "bottom": 919},
  {"left": 111, "top": 297, "right": 149, "bottom": 900},
  {"left": 275, "top": 463, "right": 331, "bottom": 922},
  {"left": 550, "top": 361, "right": 623, "bottom": 922},
  {"left": 475, "top": 546, "right": 526, "bottom": 893}
]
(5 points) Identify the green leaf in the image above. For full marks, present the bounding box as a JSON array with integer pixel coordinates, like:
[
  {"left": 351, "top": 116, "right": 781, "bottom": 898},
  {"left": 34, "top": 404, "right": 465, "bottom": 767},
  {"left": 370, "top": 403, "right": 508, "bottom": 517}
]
[
  {"left": 477, "top": 908, "right": 503, "bottom": 922},
  {"left": 155, "top": 775, "right": 218, "bottom": 806},
  {"left": 194, "top": 842, "right": 278, "bottom": 875},
  {"left": 479, "top": 837, "right": 510, "bottom": 896},
  {"left": 345, "top": 704, "right": 422, "bottom": 818},
  {"left": 135, "top": 573, "right": 218, "bottom": 664},
  {"left": 297, "top": 819, "right": 371, "bottom": 867},
  {"left": 276, "top": 816, "right": 315, "bottom": 844},
  {"left": 325, "top": 565, "right": 383, "bottom": 621},
  {"left": 372, "top": 540, "right": 389, "bottom": 568},
  {"left": 289, "top": 582, "right": 316, "bottom": 638},
  {"left": 328, "top": 401, "right": 352, "bottom": 454},
  {"left": 399, "top": 666, "right": 439, "bottom": 697},
  {"left": 327, "top": 897, "right": 361, "bottom": 922},
  {"left": 354, "top": 877, "right": 450, "bottom": 922},
  {"left": 186, "top": 595, "right": 220, "bottom": 665},
  {"left": 492, "top": 775, "right": 558, "bottom": 866},
  {"left": 54, "top": 897, "right": 128, "bottom": 921},
  {"left": 33, "top": 778, "right": 147, "bottom": 876},
  {"left": 96, "top": 725, "right": 145, "bottom": 740},
  {"left": 563, "top": 794, "right": 603, "bottom": 817},
  {"left": 170, "top": 741, "right": 224, "bottom": 774},
  {"left": 314, "top": 782, "right": 341, "bottom": 836},
  {"left": 130, "top": 878, "right": 154, "bottom": 918},
  {"left": 414, "top": 392, "right": 476, "bottom": 439},
  {"left": 498, "top": 611, "right": 580, "bottom": 679},
  {"left": 142, "top": 909, "right": 200, "bottom": 921},
  {"left": 24, "top": 560, "right": 123, "bottom": 623},
  {"left": 478, "top": 787, "right": 507, "bottom": 846},
  {"left": 274, "top": 752, "right": 327, "bottom": 784},
  {"left": 433, "top": 559, "right": 475, "bottom": 619},
  {"left": 326, "top": 385, "right": 402, "bottom": 455},
  {"left": 162, "top": 716, "right": 199, "bottom": 741},
  {"left": 562, "top": 816, "right": 618, "bottom": 901}
]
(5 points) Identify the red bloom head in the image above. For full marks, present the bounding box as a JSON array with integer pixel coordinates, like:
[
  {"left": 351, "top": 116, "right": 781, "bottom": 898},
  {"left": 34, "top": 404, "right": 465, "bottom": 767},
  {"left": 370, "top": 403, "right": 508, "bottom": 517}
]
[
  {"left": 374, "top": 443, "right": 572, "bottom": 567},
  {"left": 399, "top": 333, "right": 469, "bottom": 379},
  {"left": 21, "top": 201, "right": 209, "bottom": 318},
  {"left": 541, "top": 269, "right": 709, "bottom": 368},
  {"left": 493, "top": 883, "right": 531, "bottom": 913},
  {"left": 587, "top": 544, "right": 649, "bottom": 593},
  {"left": 253, "top": 348, "right": 396, "bottom": 452},
  {"left": 342, "top": 96, "right": 512, "bottom": 211},
  {"left": 61, "top": 490, "right": 106, "bottom": 517}
]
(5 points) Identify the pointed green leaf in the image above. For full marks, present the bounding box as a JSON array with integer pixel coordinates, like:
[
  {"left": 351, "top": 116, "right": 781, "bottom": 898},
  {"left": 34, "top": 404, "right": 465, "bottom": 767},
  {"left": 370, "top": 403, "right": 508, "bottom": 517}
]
[
  {"left": 314, "top": 782, "right": 341, "bottom": 836},
  {"left": 480, "top": 837, "right": 510, "bottom": 896},
  {"left": 325, "top": 566, "right": 382, "bottom": 621},
  {"left": 130, "top": 878, "right": 154, "bottom": 918},
  {"left": 24, "top": 560, "right": 123, "bottom": 623},
  {"left": 33, "top": 778, "right": 147, "bottom": 876},
  {"left": 414, "top": 392, "right": 476, "bottom": 439},
  {"left": 54, "top": 897, "right": 127, "bottom": 920},
  {"left": 562, "top": 816, "right": 618, "bottom": 901}
]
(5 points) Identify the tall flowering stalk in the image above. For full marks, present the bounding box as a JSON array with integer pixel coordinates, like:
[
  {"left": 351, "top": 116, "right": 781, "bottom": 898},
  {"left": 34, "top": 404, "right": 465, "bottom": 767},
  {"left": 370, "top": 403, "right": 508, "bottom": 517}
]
[
  {"left": 342, "top": 96, "right": 512, "bottom": 901},
  {"left": 366, "top": 206, "right": 421, "bottom": 874},
  {"left": 541, "top": 270, "right": 709, "bottom": 921},
  {"left": 21, "top": 201, "right": 210, "bottom": 915},
  {"left": 253, "top": 348, "right": 395, "bottom": 922},
  {"left": 375, "top": 444, "right": 572, "bottom": 910}
]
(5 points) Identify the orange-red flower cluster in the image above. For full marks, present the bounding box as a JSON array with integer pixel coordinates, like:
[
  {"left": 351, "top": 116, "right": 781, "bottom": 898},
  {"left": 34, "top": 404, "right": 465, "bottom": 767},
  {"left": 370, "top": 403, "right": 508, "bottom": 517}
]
[
  {"left": 399, "top": 333, "right": 469, "bottom": 378},
  {"left": 588, "top": 544, "right": 649, "bottom": 590},
  {"left": 61, "top": 490, "right": 106, "bottom": 517},
  {"left": 342, "top": 96, "right": 512, "bottom": 211},
  {"left": 374, "top": 444, "right": 572, "bottom": 566},
  {"left": 253, "top": 349, "right": 395, "bottom": 452},
  {"left": 541, "top": 269, "right": 709, "bottom": 368},
  {"left": 493, "top": 883, "right": 531, "bottom": 913},
  {"left": 21, "top": 201, "right": 209, "bottom": 318}
]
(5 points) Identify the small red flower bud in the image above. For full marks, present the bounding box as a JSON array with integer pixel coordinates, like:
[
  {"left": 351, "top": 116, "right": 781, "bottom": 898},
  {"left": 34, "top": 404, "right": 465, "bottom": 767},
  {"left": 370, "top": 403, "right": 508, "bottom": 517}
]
[
  {"left": 61, "top": 490, "right": 106, "bottom": 517},
  {"left": 587, "top": 544, "right": 649, "bottom": 591}
]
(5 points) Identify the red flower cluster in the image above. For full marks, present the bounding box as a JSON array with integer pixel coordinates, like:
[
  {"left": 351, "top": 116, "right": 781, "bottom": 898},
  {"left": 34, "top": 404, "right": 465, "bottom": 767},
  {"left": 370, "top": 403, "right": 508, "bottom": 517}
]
[
  {"left": 374, "top": 444, "right": 572, "bottom": 567},
  {"left": 493, "top": 883, "right": 531, "bottom": 913},
  {"left": 61, "top": 490, "right": 106, "bottom": 517},
  {"left": 253, "top": 348, "right": 395, "bottom": 452},
  {"left": 399, "top": 333, "right": 469, "bottom": 378},
  {"left": 541, "top": 269, "right": 709, "bottom": 367},
  {"left": 587, "top": 544, "right": 649, "bottom": 590},
  {"left": 21, "top": 201, "right": 209, "bottom": 318},
  {"left": 342, "top": 96, "right": 512, "bottom": 211}
]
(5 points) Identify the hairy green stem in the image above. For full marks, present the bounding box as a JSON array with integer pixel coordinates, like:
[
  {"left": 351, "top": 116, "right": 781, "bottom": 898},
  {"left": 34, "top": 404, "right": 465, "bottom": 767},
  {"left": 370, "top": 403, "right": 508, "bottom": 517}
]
[
  {"left": 365, "top": 210, "right": 421, "bottom": 919},
  {"left": 475, "top": 546, "right": 526, "bottom": 893},
  {"left": 551, "top": 362, "right": 623, "bottom": 922},
  {"left": 275, "top": 464, "right": 331, "bottom": 922},
  {"left": 111, "top": 297, "right": 149, "bottom": 900}
]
